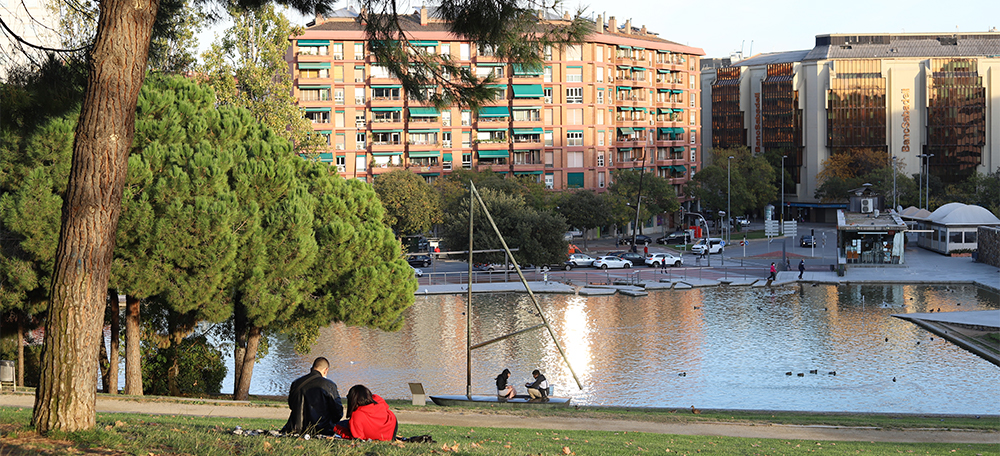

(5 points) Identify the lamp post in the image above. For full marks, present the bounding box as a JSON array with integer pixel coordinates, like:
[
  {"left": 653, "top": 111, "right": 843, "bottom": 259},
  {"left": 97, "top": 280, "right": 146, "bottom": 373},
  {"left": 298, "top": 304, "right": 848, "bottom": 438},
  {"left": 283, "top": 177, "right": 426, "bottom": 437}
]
[
  {"left": 891, "top": 156, "right": 897, "bottom": 211},
  {"left": 924, "top": 153, "right": 934, "bottom": 210},
  {"left": 727, "top": 155, "right": 733, "bottom": 248},
  {"left": 917, "top": 153, "right": 926, "bottom": 209},
  {"left": 780, "top": 155, "right": 787, "bottom": 224}
]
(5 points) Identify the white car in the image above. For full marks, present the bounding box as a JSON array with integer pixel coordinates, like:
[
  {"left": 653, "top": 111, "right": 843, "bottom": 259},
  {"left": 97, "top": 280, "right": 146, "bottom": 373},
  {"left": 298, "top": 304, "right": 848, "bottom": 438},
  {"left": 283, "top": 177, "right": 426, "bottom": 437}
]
[
  {"left": 645, "top": 252, "right": 683, "bottom": 267},
  {"left": 592, "top": 256, "right": 632, "bottom": 269},
  {"left": 412, "top": 266, "right": 423, "bottom": 277},
  {"left": 564, "top": 253, "right": 595, "bottom": 270},
  {"left": 691, "top": 238, "right": 725, "bottom": 255}
]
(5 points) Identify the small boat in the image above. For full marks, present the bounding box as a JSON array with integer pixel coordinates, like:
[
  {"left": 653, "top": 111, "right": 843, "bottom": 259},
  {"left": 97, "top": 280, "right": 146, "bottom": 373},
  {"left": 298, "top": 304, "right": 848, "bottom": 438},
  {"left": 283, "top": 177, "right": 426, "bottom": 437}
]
[{"left": 429, "top": 394, "right": 571, "bottom": 407}]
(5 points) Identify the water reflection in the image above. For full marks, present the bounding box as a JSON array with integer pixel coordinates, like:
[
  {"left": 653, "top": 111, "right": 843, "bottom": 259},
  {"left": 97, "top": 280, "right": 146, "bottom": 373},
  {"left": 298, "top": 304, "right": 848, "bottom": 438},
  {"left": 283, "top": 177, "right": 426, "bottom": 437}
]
[{"left": 233, "top": 284, "right": 999, "bottom": 414}]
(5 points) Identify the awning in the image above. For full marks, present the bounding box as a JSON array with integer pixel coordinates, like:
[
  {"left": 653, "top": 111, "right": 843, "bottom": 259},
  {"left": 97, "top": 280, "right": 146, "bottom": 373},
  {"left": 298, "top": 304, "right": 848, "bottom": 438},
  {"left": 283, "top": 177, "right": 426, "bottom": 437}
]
[
  {"left": 407, "top": 129, "right": 439, "bottom": 134},
  {"left": 477, "top": 127, "right": 508, "bottom": 132},
  {"left": 656, "top": 49, "right": 671, "bottom": 54},
  {"left": 372, "top": 151, "right": 403, "bottom": 156},
  {"left": 616, "top": 86, "right": 632, "bottom": 91},
  {"left": 297, "top": 40, "right": 330, "bottom": 46},
  {"left": 657, "top": 108, "right": 670, "bottom": 115},
  {"left": 673, "top": 108, "right": 685, "bottom": 112},
  {"left": 657, "top": 88, "right": 670, "bottom": 93},
  {"left": 298, "top": 84, "right": 330, "bottom": 89},
  {"left": 617, "top": 65, "right": 632, "bottom": 70},
  {"left": 513, "top": 64, "right": 543, "bottom": 75},
  {"left": 409, "top": 40, "right": 438, "bottom": 46},
  {"left": 672, "top": 165, "right": 687, "bottom": 172},
  {"left": 618, "top": 147, "right": 632, "bottom": 152},
  {"left": 672, "top": 89, "right": 684, "bottom": 94},
  {"left": 634, "top": 47, "right": 645, "bottom": 51},
  {"left": 417, "top": 172, "right": 440, "bottom": 176},
  {"left": 478, "top": 150, "right": 509, "bottom": 158},
  {"left": 634, "top": 107, "right": 647, "bottom": 112},
  {"left": 408, "top": 151, "right": 440, "bottom": 158},
  {"left": 617, "top": 45, "right": 632, "bottom": 50},
  {"left": 443, "top": 153, "right": 453, "bottom": 161},
  {"left": 513, "top": 127, "right": 543, "bottom": 135},
  {"left": 658, "top": 127, "right": 670, "bottom": 134},
  {"left": 631, "top": 66, "right": 646, "bottom": 71},
  {"left": 515, "top": 171, "right": 543, "bottom": 175},
  {"left": 478, "top": 62, "right": 505, "bottom": 67},
  {"left": 617, "top": 106, "right": 633, "bottom": 111},
  {"left": 673, "top": 146, "right": 686, "bottom": 152},
  {"left": 512, "top": 106, "right": 541, "bottom": 110},
  {"left": 672, "top": 127, "right": 685, "bottom": 133},
  {"left": 408, "top": 107, "right": 439, "bottom": 117},
  {"left": 479, "top": 106, "right": 510, "bottom": 117},
  {"left": 371, "top": 85, "right": 402, "bottom": 89},
  {"left": 304, "top": 107, "right": 331, "bottom": 112},
  {"left": 618, "top": 127, "right": 635, "bottom": 134},
  {"left": 371, "top": 107, "right": 402, "bottom": 111},
  {"left": 512, "top": 84, "right": 544, "bottom": 98},
  {"left": 298, "top": 62, "right": 331, "bottom": 69},
  {"left": 657, "top": 69, "right": 669, "bottom": 74}
]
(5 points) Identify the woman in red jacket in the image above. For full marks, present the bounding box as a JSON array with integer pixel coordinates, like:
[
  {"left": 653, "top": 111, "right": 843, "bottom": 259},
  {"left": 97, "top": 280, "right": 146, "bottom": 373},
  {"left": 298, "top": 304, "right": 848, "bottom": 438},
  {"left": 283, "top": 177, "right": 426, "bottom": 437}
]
[{"left": 333, "top": 385, "right": 397, "bottom": 441}]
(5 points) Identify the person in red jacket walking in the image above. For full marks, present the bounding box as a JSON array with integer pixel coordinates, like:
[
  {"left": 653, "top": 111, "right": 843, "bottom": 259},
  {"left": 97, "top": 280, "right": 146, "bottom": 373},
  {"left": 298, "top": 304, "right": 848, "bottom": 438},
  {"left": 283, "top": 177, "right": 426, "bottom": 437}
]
[{"left": 333, "top": 385, "right": 397, "bottom": 441}]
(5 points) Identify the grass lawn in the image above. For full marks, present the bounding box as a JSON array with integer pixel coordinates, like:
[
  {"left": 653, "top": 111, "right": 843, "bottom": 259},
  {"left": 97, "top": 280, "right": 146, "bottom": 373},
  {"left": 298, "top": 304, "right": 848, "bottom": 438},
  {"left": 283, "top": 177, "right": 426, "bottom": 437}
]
[{"left": 1, "top": 405, "right": 996, "bottom": 456}]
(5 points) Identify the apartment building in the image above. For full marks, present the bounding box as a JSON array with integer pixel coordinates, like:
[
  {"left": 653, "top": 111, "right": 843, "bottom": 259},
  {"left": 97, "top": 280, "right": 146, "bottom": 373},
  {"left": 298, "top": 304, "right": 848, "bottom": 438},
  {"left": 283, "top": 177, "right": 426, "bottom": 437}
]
[
  {"left": 287, "top": 6, "right": 704, "bottom": 211},
  {"left": 700, "top": 32, "right": 1000, "bottom": 222}
]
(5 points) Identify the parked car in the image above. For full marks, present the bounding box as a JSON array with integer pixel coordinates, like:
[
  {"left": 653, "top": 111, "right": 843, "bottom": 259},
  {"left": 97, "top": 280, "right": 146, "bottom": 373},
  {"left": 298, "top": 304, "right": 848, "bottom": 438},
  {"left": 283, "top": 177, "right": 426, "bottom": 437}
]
[
  {"left": 645, "top": 252, "right": 683, "bottom": 267},
  {"left": 563, "top": 253, "right": 595, "bottom": 270},
  {"left": 656, "top": 231, "right": 691, "bottom": 245},
  {"left": 691, "top": 238, "right": 725, "bottom": 255},
  {"left": 407, "top": 254, "right": 432, "bottom": 267},
  {"left": 800, "top": 235, "right": 816, "bottom": 247},
  {"left": 474, "top": 262, "right": 514, "bottom": 271},
  {"left": 563, "top": 229, "right": 584, "bottom": 241},
  {"left": 614, "top": 251, "right": 646, "bottom": 265},
  {"left": 735, "top": 216, "right": 750, "bottom": 227},
  {"left": 620, "top": 234, "right": 652, "bottom": 246},
  {"left": 592, "top": 256, "right": 632, "bottom": 269},
  {"left": 411, "top": 266, "right": 423, "bottom": 277}
]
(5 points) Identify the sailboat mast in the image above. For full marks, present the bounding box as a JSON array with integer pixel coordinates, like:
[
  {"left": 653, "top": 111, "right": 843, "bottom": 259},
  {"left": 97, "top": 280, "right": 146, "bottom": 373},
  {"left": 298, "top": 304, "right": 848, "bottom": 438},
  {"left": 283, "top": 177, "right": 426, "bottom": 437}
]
[{"left": 466, "top": 182, "right": 475, "bottom": 399}]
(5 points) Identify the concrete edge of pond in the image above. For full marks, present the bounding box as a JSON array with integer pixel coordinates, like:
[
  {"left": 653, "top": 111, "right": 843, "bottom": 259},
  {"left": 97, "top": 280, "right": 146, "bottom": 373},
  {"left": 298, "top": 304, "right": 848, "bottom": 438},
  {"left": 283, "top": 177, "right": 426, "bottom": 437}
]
[{"left": 892, "top": 311, "right": 1000, "bottom": 367}]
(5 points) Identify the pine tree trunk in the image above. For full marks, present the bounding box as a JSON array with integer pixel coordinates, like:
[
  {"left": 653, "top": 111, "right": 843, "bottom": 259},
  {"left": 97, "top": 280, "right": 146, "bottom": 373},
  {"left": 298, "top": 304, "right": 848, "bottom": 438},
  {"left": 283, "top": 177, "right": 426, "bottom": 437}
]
[
  {"left": 98, "top": 331, "right": 110, "bottom": 393},
  {"left": 232, "top": 303, "right": 246, "bottom": 394},
  {"left": 108, "top": 294, "right": 119, "bottom": 394},
  {"left": 123, "top": 295, "right": 142, "bottom": 395},
  {"left": 32, "top": 0, "right": 159, "bottom": 433},
  {"left": 233, "top": 325, "right": 261, "bottom": 401}
]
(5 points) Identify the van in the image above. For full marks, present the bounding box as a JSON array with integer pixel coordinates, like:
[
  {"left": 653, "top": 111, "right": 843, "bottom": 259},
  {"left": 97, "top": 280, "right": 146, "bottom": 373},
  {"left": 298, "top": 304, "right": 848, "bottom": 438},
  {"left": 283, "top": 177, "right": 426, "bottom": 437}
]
[{"left": 691, "top": 238, "right": 724, "bottom": 255}]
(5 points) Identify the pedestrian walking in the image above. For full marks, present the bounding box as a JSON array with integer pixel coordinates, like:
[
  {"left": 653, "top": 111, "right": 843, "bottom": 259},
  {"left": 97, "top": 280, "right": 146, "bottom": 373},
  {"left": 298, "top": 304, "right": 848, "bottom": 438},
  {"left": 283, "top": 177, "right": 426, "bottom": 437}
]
[
  {"left": 798, "top": 260, "right": 805, "bottom": 279},
  {"left": 643, "top": 245, "right": 649, "bottom": 256},
  {"left": 768, "top": 262, "right": 777, "bottom": 280}
]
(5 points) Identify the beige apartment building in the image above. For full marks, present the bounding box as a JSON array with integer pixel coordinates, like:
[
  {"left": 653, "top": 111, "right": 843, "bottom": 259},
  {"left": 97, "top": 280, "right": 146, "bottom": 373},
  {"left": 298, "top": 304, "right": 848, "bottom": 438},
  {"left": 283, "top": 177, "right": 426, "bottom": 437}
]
[{"left": 287, "top": 6, "right": 704, "bottom": 222}]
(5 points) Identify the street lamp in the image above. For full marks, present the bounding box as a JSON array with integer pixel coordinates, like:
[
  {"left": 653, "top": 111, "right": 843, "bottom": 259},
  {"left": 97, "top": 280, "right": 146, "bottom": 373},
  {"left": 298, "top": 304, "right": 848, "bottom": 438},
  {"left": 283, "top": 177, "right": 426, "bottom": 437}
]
[
  {"left": 780, "top": 155, "right": 787, "bottom": 224},
  {"left": 925, "top": 153, "right": 934, "bottom": 210},
  {"left": 727, "top": 155, "right": 733, "bottom": 248},
  {"left": 917, "top": 153, "right": 934, "bottom": 210}
]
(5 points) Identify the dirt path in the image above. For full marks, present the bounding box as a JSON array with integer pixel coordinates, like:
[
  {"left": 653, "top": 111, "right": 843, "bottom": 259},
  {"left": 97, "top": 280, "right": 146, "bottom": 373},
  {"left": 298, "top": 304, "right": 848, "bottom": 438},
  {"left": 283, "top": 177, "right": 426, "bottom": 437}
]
[{"left": 0, "top": 393, "right": 995, "bottom": 444}]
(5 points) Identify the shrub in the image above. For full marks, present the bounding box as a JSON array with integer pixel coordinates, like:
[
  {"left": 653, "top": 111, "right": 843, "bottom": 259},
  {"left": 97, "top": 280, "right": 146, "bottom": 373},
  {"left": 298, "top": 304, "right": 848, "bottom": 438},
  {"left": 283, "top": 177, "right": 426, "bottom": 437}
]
[{"left": 141, "top": 334, "right": 226, "bottom": 396}]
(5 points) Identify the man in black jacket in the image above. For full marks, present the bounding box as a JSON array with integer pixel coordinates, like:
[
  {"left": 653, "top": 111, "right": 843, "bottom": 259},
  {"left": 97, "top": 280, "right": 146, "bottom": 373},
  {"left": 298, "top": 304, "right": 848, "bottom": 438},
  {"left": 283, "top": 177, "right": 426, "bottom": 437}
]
[
  {"left": 525, "top": 369, "right": 549, "bottom": 401},
  {"left": 282, "top": 357, "right": 343, "bottom": 435}
]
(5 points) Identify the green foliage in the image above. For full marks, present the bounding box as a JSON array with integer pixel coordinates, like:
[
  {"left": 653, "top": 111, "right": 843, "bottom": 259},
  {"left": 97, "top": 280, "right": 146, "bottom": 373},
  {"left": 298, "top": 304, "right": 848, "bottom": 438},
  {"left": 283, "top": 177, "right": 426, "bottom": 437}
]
[
  {"left": 555, "top": 190, "right": 610, "bottom": 233},
  {"left": 200, "top": 4, "right": 320, "bottom": 153},
  {"left": 141, "top": 333, "right": 227, "bottom": 396},
  {"left": 607, "top": 169, "right": 680, "bottom": 230},
  {"left": 0, "top": 339, "right": 42, "bottom": 387},
  {"left": 435, "top": 169, "right": 551, "bottom": 214},
  {"left": 440, "top": 187, "right": 567, "bottom": 267},
  {"left": 690, "top": 147, "right": 775, "bottom": 216},
  {"left": 372, "top": 169, "right": 442, "bottom": 236},
  {"left": 945, "top": 169, "right": 1000, "bottom": 217}
]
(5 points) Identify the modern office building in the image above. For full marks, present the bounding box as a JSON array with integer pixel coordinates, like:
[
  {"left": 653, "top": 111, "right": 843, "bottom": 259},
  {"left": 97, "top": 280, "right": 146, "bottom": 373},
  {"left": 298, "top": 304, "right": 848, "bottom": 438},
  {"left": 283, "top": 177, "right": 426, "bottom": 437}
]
[
  {"left": 700, "top": 32, "right": 1000, "bottom": 222},
  {"left": 287, "top": 6, "right": 704, "bottom": 224}
]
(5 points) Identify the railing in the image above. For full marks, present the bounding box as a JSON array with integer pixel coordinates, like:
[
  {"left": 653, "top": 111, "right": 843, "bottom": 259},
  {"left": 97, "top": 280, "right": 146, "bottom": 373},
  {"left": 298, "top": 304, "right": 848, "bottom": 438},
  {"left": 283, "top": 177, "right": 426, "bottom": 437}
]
[{"left": 413, "top": 265, "right": 777, "bottom": 287}]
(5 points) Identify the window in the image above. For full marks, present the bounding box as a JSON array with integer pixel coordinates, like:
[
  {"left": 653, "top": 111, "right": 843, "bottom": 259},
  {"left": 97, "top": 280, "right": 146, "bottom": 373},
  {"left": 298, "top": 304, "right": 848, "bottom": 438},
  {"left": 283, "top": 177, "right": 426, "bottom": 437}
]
[
  {"left": 334, "top": 133, "right": 345, "bottom": 150},
  {"left": 355, "top": 155, "right": 366, "bottom": 171},
  {"left": 441, "top": 111, "right": 451, "bottom": 126},
  {"left": 565, "top": 44, "right": 581, "bottom": 61},
  {"left": 300, "top": 44, "right": 329, "bottom": 56},
  {"left": 356, "top": 132, "right": 366, "bottom": 149},
  {"left": 567, "top": 108, "right": 583, "bottom": 125},
  {"left": 544, "top": 108, "right": 553, "bottom": 125},
  {"left": 597, "top": 130, "right": 605, "bottom": 146},
  {"left": 596, "top": 90, "right": 604, "bottom": 104},
  {"left": 690, "top": 129, "right": 696, "bottom": 144},
  {"left": 598, "top": 171, "right": 605, "bottom": 188},
  {"left": 354, "top": 87, "right": 365, "bottom": 104},
  {"left": 543, "top": 88, "right": 553, "bottom": 104},
  {"left": 566, "top": 87, "right": 583, "bottom": 104},
  {"left": 354, "top": 43, "right": 364, "bottom": 59},
  {"left": 370, "top": 65, "right": 391, "bottom": 78},
  {"left": 305, "top": 110, "right": 330, "bottom": 123},
  {"left": 462, "top": 153, "right": 472, "bottom": 168},
  {"left": 300, "top": 87, "right": 330, "bottom": 101},
  {"left": 335, "top": 111, "right": 345, "bottom": 128},
  {"left": 544, "top": 131, "right": 553, "bottom": 146},
  {"left": 543, "top": 66, "right": 552, "bottom": 82},
  {"left": 567, "top": 131, "right": 583, "bottom": 146},
  {"left": 690, "top": 148, "right": 696, "bottom": 162},
  {"left": 299, "top": 68, "right": 329, "bottom": 79},
  {"left": 544, "top": 45, "right": 552, "bottom": 60},
  {"left": 596, "top": 108, "right": 604, "bottom": 125},
  {"left": 461, "top": 111, "right": 471, "bottom": 126},
  {"left": 332, "top": 43, "right": 343, "bottom": 59},
  {"left": 690, "top": 96, "right": 696, "bottom": 107},
  {"left": 690, "top": 74, "right": 696, "bottom": 89},
  {"left": 566, "top": 172, "right": 584, "bottom": 188},
  {"left": 566, "top": 66, "right": 583, "bottom": 82},
  {"left": 372, "top": 110, "right": 401, "bottom": 123},
  {"left": 475, "top": 66, "right": 493, "bottom": 77},
  {"left": 333, "top": 88, "right": 344, "bottom": 104},
  {"left": 335, "top": 155, "right": 346, "bottom": 172},
  {"left": 371, "top": 87, "right": 400, "bottom": 100},
  {"left": 513, "top": 108, "right": 540, "bottom": 122},
  {"left": 440, "top": 43, "right": 450, "bottom": 56},
  {"left": 442, "top": 132, "right": 452, "bottom": 148},
  {"left": 596, "top": 67, "right": 603, "bottom": 82},
  {"left": 596, "top": 46, "right": 603, "bottom": 62},
  {"left": 544, "top": 174, "right": 554, "bottom": 189},
  {"left": 567, "top": 151, "right": 583, "bottom": 167},
  {"left": 460, "top": 43, "right": 470, "bottom": 60},
  {"left": 597, "top": 151, "right": 605, "bottom": 166},
  {"left": 355, "top": 113, "right": 366, "bottom": 128},
  {"left": 371, "top": 131, "right": 401, "bottom": 145},
  {"left": 408, "top": 132, "right": 437, "bottom": 145},
  {"left": 462, "top": 131, "right": 472, "bottom": 147},
  {"left": 513, "top": 150, "right": 540, "bottom": 165}
]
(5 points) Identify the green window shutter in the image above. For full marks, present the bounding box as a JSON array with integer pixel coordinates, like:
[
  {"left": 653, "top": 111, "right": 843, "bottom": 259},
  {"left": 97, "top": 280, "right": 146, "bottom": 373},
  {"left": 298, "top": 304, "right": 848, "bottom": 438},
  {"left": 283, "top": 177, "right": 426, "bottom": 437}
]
[{"left": 567, "top": 172, "right": 584, "bottom": 189}]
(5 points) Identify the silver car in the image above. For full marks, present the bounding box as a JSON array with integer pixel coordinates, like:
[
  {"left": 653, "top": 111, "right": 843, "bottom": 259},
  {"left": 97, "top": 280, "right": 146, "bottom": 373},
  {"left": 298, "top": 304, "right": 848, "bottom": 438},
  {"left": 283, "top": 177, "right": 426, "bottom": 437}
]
[
  {"left": 592, "top": 256, "right": 632, "bottom": 269},
  {"left": 645, "top": 252, "right": 683, "bottom": 267}
]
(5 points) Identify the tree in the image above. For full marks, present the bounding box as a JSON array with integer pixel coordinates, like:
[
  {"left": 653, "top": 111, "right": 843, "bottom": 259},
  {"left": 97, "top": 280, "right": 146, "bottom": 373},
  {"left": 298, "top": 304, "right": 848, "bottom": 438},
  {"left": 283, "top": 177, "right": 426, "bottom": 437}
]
[
  {"left": 372, "top": 169, "right": 442, "bottom": 236},
  {"left": 30, "top": 0, "right": 590, "bottom": 433},
  {"left": 440, "top": 187, "right": 567, "bottom": 267},
  {"left": 816, "top": 148, "right": 888, "bottom": 184},
  {"left": 607, "top": 169, "right": 680, "bottom": 235},
  {"left": 690, "top": 147, "right": 776, "bottom": 218},
  {"left": 555, "top": 190, "right": 610, "bottom": 250},
  {"left": 435, "top": 168, "right": 551, "bottom": 214},
  {"left": 201, "top": 4, "right": 320, "bottom": 153}
]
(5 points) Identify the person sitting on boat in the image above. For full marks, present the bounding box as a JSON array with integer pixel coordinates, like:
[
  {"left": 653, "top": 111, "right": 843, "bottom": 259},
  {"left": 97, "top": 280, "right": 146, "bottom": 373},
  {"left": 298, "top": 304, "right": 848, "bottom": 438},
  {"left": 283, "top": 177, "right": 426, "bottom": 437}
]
[
  {"left": 332, "top": 385, "right": 397, "bottom": 441},
  {"left": 282, "top": 357, "right": 343, "bottom": 435},
  {"left": 524, "top": 369, "right": 548, "bottom": 401},
  {"left": 496, "top": 368, "right": 516, "bottom": 399}
]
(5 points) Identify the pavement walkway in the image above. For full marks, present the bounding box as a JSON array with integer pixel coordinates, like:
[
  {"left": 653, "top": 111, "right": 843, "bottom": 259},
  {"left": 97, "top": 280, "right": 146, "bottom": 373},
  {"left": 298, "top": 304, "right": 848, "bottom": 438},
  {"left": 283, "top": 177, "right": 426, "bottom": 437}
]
[{"left": 0, "top": 393, "right": 995, "bottom": 444}]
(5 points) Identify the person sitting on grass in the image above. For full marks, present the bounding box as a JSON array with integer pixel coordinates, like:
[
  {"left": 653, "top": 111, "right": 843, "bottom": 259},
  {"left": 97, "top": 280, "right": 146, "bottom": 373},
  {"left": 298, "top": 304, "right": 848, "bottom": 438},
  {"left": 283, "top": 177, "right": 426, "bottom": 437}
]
[
  {"left": 332, "top": 385, "right": 397, "bottom": 441},
  {"left": 524, "top": 369, "right": 549, "bottom": 401},
  {"left": 496, "top": 368, "right": 516, "bottom": 400},
  {"left": 281, "top": 357, "right": 343, "bottom": 435}
]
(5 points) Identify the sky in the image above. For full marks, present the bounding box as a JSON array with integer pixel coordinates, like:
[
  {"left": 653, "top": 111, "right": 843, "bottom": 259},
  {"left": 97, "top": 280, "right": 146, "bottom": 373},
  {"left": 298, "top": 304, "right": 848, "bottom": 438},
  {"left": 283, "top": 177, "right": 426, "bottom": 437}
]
[{"left": 200, "top": 0, "right": 1000, "bottom": 59}]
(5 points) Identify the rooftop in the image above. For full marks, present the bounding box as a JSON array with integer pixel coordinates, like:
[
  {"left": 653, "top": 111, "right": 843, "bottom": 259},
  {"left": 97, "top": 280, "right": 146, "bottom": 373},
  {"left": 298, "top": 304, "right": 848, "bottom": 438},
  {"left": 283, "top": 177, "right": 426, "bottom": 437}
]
[{"left": 838, "top": 210, "right": 907, "bottom": 232}]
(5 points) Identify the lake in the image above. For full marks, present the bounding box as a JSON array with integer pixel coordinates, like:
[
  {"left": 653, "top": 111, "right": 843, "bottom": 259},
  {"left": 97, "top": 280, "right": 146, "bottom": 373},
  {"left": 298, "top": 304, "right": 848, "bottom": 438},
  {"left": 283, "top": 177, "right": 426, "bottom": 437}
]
[{"left": 232, "top": 284, "right": 1000, "bottom": 414}]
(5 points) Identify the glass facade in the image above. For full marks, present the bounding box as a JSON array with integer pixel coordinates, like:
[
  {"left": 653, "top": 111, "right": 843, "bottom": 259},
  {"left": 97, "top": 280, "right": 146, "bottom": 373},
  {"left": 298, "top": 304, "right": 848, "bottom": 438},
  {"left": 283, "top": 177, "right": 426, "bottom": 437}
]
[
  {"left": 761, "top": 62, "right": 803, "bottom": 187},
  {"left": 711, "top": 66, "right": 745, "bottom": 149},
  {"left": 925, "top": 58, "right": 986, "bottom": 183},
  {"left": 826, "top": 59, "right": 886, "bottom": 154}
]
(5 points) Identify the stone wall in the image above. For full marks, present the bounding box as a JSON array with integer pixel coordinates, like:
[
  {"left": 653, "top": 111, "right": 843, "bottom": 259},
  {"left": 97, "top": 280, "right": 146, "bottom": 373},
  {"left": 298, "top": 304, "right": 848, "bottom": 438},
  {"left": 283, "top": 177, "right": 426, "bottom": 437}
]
[{"left": 978, "top": 226, "right": 1000, "bottom": 268}]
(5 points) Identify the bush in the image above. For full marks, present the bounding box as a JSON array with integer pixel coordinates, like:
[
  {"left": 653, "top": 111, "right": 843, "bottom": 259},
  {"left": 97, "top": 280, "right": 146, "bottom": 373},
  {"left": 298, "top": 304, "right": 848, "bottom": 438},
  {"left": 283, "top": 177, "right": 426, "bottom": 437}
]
[{"left": 141, "top": 334, "right": 226, "bottom": 396}]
